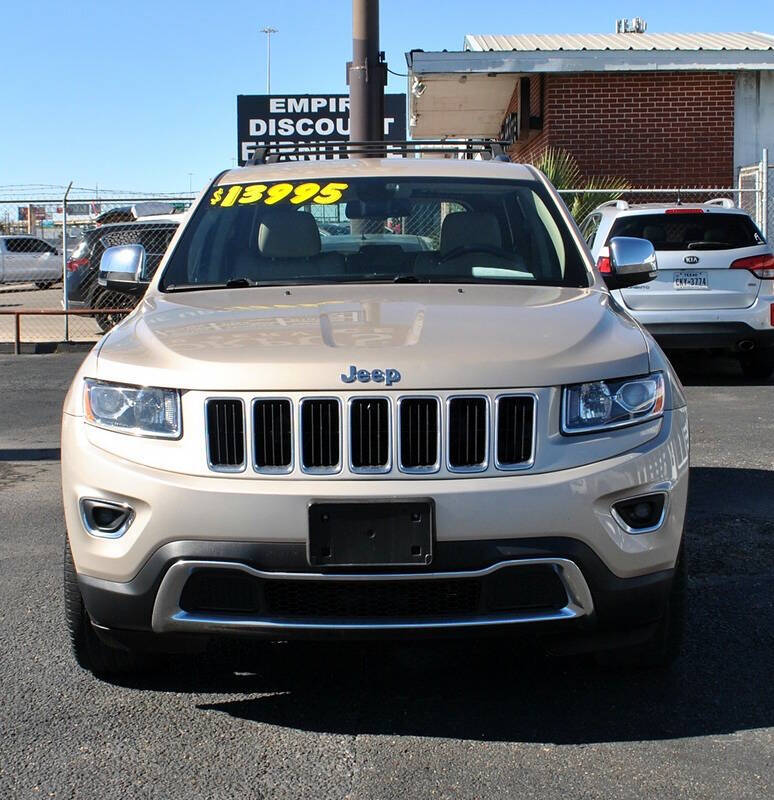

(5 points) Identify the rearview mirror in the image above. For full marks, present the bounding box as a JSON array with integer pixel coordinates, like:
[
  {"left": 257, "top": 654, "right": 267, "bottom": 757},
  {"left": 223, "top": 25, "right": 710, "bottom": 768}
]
[
  {"left": 602, "top": 236, "right": 657, "bottom": 291},
  {"left": 98, "top": 245, "right": 149, "bottom": 295}
]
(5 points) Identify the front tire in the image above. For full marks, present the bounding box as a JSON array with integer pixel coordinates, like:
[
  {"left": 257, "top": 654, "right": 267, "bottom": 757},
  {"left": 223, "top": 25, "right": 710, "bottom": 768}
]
[
  {"left": 738, "top": 350, "right": 774, "bottom": 381},
  {"left": 64, "top": 537, "right": 141, "bottom": 676},
  {"left": 92, "top": 289, "right": 132, "bottom": 333}
]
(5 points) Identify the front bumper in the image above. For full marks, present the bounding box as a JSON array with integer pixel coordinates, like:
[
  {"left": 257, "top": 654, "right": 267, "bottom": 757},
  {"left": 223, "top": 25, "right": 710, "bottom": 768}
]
[
  {"left": 63, "top": 407, "right": 688, "bottom": 639},
  {"left": 77, "top": 537, "right": 675, "bottom": 644}
]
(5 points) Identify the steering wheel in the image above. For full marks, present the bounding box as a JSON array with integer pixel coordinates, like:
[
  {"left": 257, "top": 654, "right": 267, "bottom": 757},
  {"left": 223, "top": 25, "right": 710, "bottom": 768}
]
[{"left": 438, "top": 244, "right": 515, "bottom": 263}]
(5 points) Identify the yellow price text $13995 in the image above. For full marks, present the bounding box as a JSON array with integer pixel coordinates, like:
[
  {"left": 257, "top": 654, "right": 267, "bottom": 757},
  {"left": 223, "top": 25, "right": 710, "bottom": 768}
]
[{"left": 209, "top": 182, "right": 349, "bottom": 208}]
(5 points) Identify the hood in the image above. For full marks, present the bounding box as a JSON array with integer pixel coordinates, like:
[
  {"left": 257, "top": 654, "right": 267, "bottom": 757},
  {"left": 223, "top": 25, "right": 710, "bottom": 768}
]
[{"left": 96, "top": 284, "right": 649, "bottom": 390}]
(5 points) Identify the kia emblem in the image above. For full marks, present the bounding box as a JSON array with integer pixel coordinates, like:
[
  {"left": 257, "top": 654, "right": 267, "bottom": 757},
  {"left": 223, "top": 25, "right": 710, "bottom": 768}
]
[{"left": 684, "top": 255, "right": 700, "bottom": 264}]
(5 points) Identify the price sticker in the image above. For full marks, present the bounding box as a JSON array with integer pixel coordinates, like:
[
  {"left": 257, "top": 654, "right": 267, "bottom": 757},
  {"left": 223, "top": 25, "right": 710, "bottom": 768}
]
[{"left": 209, "top": 182, "right": 349, "bottom": 208}]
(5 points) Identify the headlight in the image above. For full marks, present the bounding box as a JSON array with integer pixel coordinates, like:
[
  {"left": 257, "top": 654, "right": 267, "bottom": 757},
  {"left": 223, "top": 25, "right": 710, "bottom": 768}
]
[
  {"left": 562, "top": 373, "right": 664, "bottom": 434},
  {"left": 84, "top": 380, "right": 181, "bottom": 438}
]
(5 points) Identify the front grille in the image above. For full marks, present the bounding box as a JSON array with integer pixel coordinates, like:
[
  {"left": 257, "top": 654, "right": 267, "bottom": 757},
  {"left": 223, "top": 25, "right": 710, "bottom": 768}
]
[
  {"left": 350, "top": 398, "right": 390, "bottom": 470},
  {"left": 300, "top": 398, "right": 340, "bottom": 471},
  {"left": 253, "top": 399, "right": 292, "bottom": 470},
  {"left": 448, "top": 396, "right": 488, "bottom": 469},
  {"left": 176, "top": 564, "right": 568, "bottom": 620},
  {"left": 203, "top": 392, "right": 536, "bottom": 476},
  {"left": 496, "top": 396, "right": 534, "bottom": 467},
  {"left": 264, "top": 578, "right": 481, "bottom": 618},
  {"left": 206, "top": 399, "right": 245, "bottom": 469},
  {"left": 399, "top": 398, "right": 440, "bottom": 471},
  {"left": 180, "top": 570, "right": 261, "bottom": 614}
]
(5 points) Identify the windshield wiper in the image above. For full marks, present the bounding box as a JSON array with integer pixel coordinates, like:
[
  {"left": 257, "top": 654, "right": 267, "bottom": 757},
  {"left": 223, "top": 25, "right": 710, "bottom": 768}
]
[
  {"left": 687, "top": 241, "right": 733, "bottom": 250},
  {"left": 164, "top": 277, "right": 262, "bottom": 292},
  {"left": 225, "top": 277, "right": 260, "bottom": 287}
]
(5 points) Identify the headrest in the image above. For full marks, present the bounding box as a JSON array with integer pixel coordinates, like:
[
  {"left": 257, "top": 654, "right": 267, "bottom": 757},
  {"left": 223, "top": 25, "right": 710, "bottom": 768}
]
[
  {"left": 440, "top": 212, "right": 502, "bottom": 255},
  {"left": 258, "top": 209, "right": 321, "bottom": 258},
  {"left": 642, "top": 225, "right": 666, "bottom": 244}
]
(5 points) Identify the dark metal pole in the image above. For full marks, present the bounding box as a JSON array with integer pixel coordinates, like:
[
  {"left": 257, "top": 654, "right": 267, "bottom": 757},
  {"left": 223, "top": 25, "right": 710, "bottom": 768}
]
[{"left": 349, "top": 0, "right": 385, "bottom": 151}]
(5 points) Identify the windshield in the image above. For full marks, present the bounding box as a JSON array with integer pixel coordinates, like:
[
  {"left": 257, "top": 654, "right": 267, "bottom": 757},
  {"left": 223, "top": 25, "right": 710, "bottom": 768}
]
[
  {"left": 159, "top": 176, "right": 589, "bottom": 290},
  {"left": 609, "top": 212, "right": 764, "bottom": 251}
]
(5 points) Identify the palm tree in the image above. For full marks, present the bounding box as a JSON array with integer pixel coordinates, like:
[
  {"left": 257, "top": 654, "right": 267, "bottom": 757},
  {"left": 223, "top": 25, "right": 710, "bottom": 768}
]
[{"left": 531, "top": 147, "right": 629, "bottom": 222}]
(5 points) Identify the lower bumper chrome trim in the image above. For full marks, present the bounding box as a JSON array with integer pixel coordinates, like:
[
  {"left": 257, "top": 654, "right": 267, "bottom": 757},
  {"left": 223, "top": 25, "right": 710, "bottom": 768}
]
[{"left": 151, "top": 557, "right": 595, "bottom": 634}]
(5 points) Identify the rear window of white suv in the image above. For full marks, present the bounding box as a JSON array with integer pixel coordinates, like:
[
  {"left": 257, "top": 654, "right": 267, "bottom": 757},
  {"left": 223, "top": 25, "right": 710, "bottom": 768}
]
[{"left": 609, "top": 212, "right": 764, "bottom": 251}]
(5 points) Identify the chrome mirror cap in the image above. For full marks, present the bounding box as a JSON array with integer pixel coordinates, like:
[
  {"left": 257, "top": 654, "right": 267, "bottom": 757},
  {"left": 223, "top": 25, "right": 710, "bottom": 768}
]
[{"left": 98, "top": 244, "right": 148, "bottom": 292}]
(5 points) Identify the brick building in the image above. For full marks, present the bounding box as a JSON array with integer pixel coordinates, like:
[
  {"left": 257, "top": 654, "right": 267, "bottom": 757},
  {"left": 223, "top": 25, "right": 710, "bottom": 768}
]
[{"left": 405, "top": 30, "right": 774, "bottom": 188}]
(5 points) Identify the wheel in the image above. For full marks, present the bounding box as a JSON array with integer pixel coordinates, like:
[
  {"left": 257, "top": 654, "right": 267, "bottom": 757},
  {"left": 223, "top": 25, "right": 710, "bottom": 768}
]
[
  {"left": 64, "top": 537, "right": 140, "bottom": 676},
  {"left": 92, "top": 289, "right": 131, "bottom": 333},
  {"left": 596, "top": 545, "right": 686, "bottom": 669},
  {"left": 738, "top": 350, "right": 774, "bottom": 381},
  {"left": 35, "top": 281, "right": 53, "bottom": 290}
]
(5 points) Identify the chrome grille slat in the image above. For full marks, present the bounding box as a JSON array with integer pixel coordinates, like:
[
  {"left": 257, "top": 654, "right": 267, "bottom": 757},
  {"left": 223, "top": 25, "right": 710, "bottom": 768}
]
[
  {"left": 350, "top": 398, "right": 390, "bottom": 472},
  {"left": 300, "top": 398, "right": 341, "bottom": 472},
  {"left": 496, "top": 395, "right": 535, "bottom": 468},
  {"left": 253, "top": 399, "right": 293, "bottom": 472},
  {"left": 448, "top": 396, "right": 488, "bottom": 471},
  {"left": 205, "top": 398, "right": 245, "bottom": 471},
  {"left": 398, "top": 397, "right": 440, "bottom": 472}
]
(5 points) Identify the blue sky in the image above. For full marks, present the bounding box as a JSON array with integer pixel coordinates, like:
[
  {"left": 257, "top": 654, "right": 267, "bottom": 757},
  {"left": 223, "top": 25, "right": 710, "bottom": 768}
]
[{"left": 2, "top": 0, "right": 773, "bottom": 194}]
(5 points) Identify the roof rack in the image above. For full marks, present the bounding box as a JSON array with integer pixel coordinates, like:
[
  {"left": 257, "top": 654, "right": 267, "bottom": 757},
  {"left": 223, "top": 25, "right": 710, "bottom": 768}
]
[
  {"left": 703, "top": 198, "right": 736, "bottom": 209},
  {"left": 245, "top": 139, "right": 512, "bottom": 166},
  {"left": 598, "top": 199, "right": 629, "bottom": 211}
]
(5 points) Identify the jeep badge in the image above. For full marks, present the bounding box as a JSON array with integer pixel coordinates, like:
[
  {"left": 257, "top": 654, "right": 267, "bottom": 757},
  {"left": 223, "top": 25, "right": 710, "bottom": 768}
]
[{"left": 340, "top": 365, "right": 401, "bottom": 386}]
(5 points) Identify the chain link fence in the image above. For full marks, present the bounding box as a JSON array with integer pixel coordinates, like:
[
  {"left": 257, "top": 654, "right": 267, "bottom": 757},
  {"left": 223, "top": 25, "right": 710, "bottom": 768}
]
[
  {"left": 0, "top": 188, "right": 193, "bottom": 348},
  {"left": 0, "top": 178, "right": 768, "bottom": 350}
]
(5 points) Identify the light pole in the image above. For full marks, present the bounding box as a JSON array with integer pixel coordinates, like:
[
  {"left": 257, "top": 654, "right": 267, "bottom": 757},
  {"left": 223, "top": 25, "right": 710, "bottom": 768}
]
[
  {"left": 260, "top": 26, "right": 278, "bottom": 93},
  {"left": 187, "top": 172, "right": 193, "bottom": 194}
]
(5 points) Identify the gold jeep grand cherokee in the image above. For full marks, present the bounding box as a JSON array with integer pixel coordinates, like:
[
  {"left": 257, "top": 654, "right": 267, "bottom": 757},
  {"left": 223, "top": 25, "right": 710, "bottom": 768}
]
[{"left": 61, "top": 141, "right": 689, "bottom": 676}]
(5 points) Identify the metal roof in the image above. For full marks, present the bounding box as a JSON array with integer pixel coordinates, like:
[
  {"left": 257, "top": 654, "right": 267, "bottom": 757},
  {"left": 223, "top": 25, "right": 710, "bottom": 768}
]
[{"left": 463, "top": 32, "right": 774, "bottom": 53}]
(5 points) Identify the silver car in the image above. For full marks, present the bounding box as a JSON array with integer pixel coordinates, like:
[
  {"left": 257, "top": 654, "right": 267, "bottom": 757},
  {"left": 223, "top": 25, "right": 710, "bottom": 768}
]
[
  {"left": 0, "top": 234, "right": 61, "bottom": 288},
  {"left": 62, "top": 147, "right": 689, "bottom": 678},
  {"left": 582, "top": 200, "right": 774, "bottom": 379}
]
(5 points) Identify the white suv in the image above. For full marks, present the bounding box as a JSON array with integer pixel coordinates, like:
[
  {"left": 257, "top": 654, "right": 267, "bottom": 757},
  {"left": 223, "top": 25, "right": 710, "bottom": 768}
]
[{"left": 582, "top": 200, "right": 774, "bottom": 379}]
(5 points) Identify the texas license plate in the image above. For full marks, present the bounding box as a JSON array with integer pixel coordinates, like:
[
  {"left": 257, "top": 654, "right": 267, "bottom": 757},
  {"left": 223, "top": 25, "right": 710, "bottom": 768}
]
[{"left": 673, "top": 271, "right": 708, "bottom": 290}]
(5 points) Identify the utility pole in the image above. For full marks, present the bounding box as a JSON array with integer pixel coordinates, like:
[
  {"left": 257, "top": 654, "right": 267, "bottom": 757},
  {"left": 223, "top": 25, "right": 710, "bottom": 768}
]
[
  {"left": 261, "top": 26, "right": 278, "bottom": 93},
  {"left": 348, "top": 0, "right": 386, "bottom": 152}
]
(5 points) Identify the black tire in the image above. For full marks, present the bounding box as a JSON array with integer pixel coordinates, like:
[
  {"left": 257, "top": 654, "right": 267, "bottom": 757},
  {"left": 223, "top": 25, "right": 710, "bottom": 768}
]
[
  {"left": 596, "top": 545, "right": 686, "bottom": 669},
  {"left": 92, "top": 289, "right": 131, "bottom": 333},
  {"left": 35, "top": 281, "right": 53, "bottom": 290},
  {"left": 64, "top": 537, "right": 140, "bottom": 676},
  {"left": 738, "top": 350, "right": 774, "bottom": 381}
]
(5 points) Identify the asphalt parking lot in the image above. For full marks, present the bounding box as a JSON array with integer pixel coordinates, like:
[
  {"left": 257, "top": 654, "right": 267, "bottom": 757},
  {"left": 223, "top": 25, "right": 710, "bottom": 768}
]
[{"left": 0, "top": 352, "right": 772, "bottom": 799}]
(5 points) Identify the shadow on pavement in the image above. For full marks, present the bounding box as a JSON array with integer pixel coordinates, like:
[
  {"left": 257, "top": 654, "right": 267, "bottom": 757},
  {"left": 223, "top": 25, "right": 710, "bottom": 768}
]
[
  {"left": 114, "top": 466, "right": 773, "bottom": 744},
  {"left": 666, "top": 350, "right": 774, "bottom": 387}
]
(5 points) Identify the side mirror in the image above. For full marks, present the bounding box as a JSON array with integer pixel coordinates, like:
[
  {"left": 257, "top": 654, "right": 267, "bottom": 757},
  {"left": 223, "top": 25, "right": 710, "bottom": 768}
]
[
  {"left": 98, "top": 244, "right": 149, "bottom": 295},
  {"left": 601, "top": 236, "right": 657, "bottom": 291}
]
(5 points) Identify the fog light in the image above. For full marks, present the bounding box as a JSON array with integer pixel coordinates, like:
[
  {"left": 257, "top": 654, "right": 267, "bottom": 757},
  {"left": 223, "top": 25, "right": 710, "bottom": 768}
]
[
  {"left": 79, "top": 498, "right": 134, "bottom": 538},
  {"left": 612, "top": 494, "right": 666, "bottom": 533}
]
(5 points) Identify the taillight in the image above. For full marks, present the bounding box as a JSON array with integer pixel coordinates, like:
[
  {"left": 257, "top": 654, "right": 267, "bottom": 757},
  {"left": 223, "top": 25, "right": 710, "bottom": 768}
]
[
  {"left": 596, "top": 256, "right": 612, "bottom": 274},
  {"left": 665, "top": 208, "right": 704, "bottom": 215},
  {"left": 66, "top": 256, "right": 88, "bottom": 272},
  {"left": 730, "top": 254, "right": 774, "bottom": 279}
]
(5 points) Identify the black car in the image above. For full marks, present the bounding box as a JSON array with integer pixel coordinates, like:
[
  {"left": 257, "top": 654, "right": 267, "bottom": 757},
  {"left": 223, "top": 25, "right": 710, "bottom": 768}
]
[{"left": 66, "top": 220, "right": 179, "bottom": 331}]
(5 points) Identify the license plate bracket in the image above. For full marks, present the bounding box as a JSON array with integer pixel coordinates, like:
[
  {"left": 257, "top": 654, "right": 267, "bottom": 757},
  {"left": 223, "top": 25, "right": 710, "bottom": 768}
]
[
  {"left": 673, "top": 270, "right": 709, "bottom": 290},
  {"left": 308, "top": 500, "right": 434, "bottom": 567}
]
